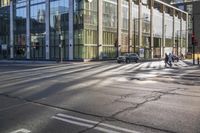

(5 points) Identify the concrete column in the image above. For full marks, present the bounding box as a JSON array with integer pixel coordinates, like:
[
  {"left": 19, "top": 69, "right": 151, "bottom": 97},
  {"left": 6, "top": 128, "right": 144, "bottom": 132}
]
[
  {"left": 117, "top": 0, "right": 122, "bottom": 56},
  {"left": 161, "top": 5, "right": 165, "bottom": 58},
  {"left": 186, "top": 13, "right": 189, "bottom": 54},
  {"left": 45, "top": 0, "right": 50, "bottom": 60},
  {"left": 26, "top": 0, "right": 30, "bottom": 59},
  {"left": 180, "top": 13, "right": 183, "bottom": 55},
  {"left": 172, "top": 9, "right": 176, "bottom": 54},
  {"left": 150, "top": 0, "right": 154, "bottom": 59},
  {"left": 128, "top": 0, "right": 132, "bottom": 53},
  {"left": 138, "top": 0, "right": 142, "bottom": 49},
  {"left": 10, "top": 1, "right": 14, "bottom": 59},
  {"left": 68, "top": 0, "right": 74, "bottom": 60},
  {"left": 98, "top": 0, "right": 103, "bottom": 59}
]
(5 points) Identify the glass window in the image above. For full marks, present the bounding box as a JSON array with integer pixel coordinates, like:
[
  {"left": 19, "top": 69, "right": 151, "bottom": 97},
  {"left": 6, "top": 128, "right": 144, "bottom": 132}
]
[
  {"left": 102, "top": 0, "right": 117, "bottom": 58},
  {"left": 14, "top": 1, "right": 27, "bottom": 59},
  {"left": 30, "top": 3, "right": 46, "bottom": 59},
  {"left": 50, "top": 0, "right": 69, "bottom": 60}
]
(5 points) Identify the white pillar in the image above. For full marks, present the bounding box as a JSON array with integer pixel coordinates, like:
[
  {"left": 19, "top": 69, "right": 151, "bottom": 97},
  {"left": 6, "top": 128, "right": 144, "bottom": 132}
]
[
  {"left": 186, "top": 13, "right": 189, "bottom": 54},
  {"left": 161, "top": 5, "right": 165, "bottom": 58},
  {"left": 68, "top": 0, "right": 74, "bottom": 60},
  {"left": 117, "top": 0, "right": 122, "bottom": 56},
  {"left": 26, "top": 0, "right": 30, "bottom": 59},
  {"left": 98, "top": 0, "right": 103, "bottom": 59},
  {"left": 138, "top": 0, "right": 142, "bottom": 49},
  {"left": 172, "top": 9, "right": 176, "bottom": 54},
  {"left": 180, "top": 13, "right": 183, "bottom": 55},
  {"left": 45, "top": 0, "right": 50, "bottom": 60},
  {"left": 128, "top": 0, "right": 132, "bottom": 53},
  {"left": 150, "top": 0, "right": 154, "bottom": 59},
  {"left": 10, "top": 1, "right": 14, "bottom": 59}
]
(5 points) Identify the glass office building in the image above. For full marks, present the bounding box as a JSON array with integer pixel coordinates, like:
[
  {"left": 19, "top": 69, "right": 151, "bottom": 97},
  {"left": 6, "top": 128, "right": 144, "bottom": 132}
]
[
  {"left": 173, "top": 0, "right": 200, "bottom": 54},
  {"left": 1, "top": 0, "right": 188, "bottom": 60},
  {"left": 0, "top": 0, "right": 10, "bottom": 59}
]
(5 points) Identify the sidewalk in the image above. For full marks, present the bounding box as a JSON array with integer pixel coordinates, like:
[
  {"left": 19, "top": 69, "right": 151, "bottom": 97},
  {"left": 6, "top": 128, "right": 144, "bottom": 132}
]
[{"left": 183, "top": 59, "right": 200, "bottom": 66}]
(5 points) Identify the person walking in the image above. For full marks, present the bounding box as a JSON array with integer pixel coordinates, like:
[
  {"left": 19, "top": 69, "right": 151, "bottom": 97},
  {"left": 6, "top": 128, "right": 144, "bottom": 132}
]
[
  {"left": 164, "top": 53, "right": 168, "bottom": 67},
  {"left": 168, "top": 53, "right": 173, "bottom": 67}
]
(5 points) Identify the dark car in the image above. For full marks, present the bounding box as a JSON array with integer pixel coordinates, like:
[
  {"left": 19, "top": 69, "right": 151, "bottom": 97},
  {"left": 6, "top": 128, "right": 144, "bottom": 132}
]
[{"left": 117, "top": 53, "right": 140, "bottom": 63}]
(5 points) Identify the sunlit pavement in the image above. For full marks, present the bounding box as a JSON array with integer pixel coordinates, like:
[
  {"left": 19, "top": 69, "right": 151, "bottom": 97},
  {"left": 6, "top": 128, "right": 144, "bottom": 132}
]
[{"left": 0, "top": 60, "right": 200, "bottom": 133}]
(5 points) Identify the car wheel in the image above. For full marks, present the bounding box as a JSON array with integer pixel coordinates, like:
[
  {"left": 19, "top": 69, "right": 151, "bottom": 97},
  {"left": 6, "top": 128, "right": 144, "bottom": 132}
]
[{"left": 117, "top": 61, "right": 121, "bottom": 63}]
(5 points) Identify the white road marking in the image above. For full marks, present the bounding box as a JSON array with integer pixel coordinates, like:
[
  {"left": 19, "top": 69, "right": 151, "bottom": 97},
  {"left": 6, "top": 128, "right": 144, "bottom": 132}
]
[
  {"left": 0, "top": 63, "right": 91, "bottom": 81},
  {"left": 52, "top": 113, "right": 140, "bottom": 133},
  {"left": 52, "top": 116, "right": 94, "bottom": 128},
  {"left": 57, "top": 113, "right": 98, "bottom": 124},
  {"left": 0, "top": 66, "right": 94, "bottom": 88},
  {"left": 10, "top": 128, "right": 31, "bottom": 133},
  {"left": 52, "top": 116, "right": 121, "bottom": 133},
  {"left": 127, "top": 63, "right": 143, "bottom": 72},
  {"left": 94, "top": 127, "right": 121, "bottom": 133}
]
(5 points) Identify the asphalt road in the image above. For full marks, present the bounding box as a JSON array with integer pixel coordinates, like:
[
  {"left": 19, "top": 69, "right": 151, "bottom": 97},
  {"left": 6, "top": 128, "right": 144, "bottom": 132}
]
[{"left": 0, "top": 60, "right": 200, "bottom": 133}]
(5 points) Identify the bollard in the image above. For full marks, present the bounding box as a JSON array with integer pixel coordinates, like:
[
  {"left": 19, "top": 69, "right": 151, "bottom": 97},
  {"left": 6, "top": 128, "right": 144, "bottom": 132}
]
[{"left": 198, "top": 57, "right": 200, "bottom": 65}]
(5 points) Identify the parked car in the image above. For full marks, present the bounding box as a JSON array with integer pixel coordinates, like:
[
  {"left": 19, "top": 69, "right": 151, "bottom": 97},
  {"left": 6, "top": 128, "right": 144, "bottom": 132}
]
[{"left": 117, "top": 53, "right": 140, "bottom": 63}]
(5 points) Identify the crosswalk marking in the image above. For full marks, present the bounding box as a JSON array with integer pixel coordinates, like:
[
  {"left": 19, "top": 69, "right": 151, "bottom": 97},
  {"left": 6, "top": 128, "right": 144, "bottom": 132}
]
[
  {"left": 0, "top": 66, "right": 95, "bottom": 88},
  {"left": 0, "top": 63, "right": 98, "bottom": 80},
  {"left": 52, "top": 113, "right": 140, "bottom": 133},
  {"left": 0, "top": 61, "right": 190, "bottom": 90}
]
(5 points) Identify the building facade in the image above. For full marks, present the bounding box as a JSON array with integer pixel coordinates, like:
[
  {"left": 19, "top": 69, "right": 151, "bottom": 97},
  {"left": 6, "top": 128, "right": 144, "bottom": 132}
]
[
  {"left": 172, "top": 0, "right": 200, "bottom": 54},
  {"left": 0, "top": 0, "right": 188, "bottom": 60},
  {"left": 0, "top": 0, "right": 10, "bottom": 59}
]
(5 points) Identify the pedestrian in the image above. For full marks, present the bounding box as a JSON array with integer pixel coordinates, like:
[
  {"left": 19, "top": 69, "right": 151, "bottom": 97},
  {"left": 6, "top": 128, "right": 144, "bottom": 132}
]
[
  {"left": 164, "top": 53, "right": 168, "bottom": 67},
  {"left": 168, "top": 53, "right": 173, "bottom": 67}
]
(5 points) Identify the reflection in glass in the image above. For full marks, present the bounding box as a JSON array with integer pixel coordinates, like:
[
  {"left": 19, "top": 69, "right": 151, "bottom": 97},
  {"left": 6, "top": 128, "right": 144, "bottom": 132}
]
[
  {"left": 50, "top": 0, "right": 69, "bottom": 60},
  {"left": 74, "top": 0, "right": 98, "bottom": 59},
  {"left": 102, "top": 0, "right": 117, "bottom": 58},
  {"left": 0, "top": 6, "right": 10, "bottom": 59},
  {"left": 14, "top": 0, "right": 27, "bottom": 59},
  {"left": 30, "top": 2, "right": 46, "bottom": 59}
]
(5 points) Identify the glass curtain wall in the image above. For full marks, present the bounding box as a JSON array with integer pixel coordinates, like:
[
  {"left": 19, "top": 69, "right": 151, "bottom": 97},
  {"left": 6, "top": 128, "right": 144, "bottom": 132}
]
[
  {"left": 84, "top": 0, "right": 98, "bottom": 59},
  {"left": 165, "top": 7, "right": 173, "bottom": 54},
  {"left": 141, "top": 0, "right": 150, "bottom": 58},
  {"left": 0, "top": 6, "right": 10, "bottom": 59},
  {"left": 30, "top": 0, "right": 46, "bottom": 59},
  {"left": 153, "top": 2, "right": 162, "bottom": 58},
  {"left": 74, "top": 0, "right": 84, "bottom": 59},
  {"left": 121, "top": 0, "right": 129, "bottom": 54},
  {"left": 132, "top": 0, "right": 139, "bottom": 54},
  {"left": 50, "top": 0, "right": 69, "bottom": 60},
  {"left": 14, "top": 0, "right": 26, "bottom": 59},
  {"left": 102, "top": 0, "right": 117, "bottom": 58},
  {"left": 0, "top": 0, "right": 10, "bottom": 7}
]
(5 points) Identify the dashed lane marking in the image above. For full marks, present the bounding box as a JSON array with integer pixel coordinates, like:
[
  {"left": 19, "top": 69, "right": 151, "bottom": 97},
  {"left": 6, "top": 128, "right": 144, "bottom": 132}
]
[
  {"left": 52, "top": 113, "right": 140, "bottom": 133},
  {"left": 10, "top": 128, "right": 31, "bottom": 133}
]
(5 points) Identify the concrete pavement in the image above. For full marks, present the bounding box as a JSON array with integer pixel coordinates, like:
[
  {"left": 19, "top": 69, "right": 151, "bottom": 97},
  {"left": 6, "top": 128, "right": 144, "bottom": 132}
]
[{"left": 0, "top": 61, "right": 199, "bottom": 133}]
